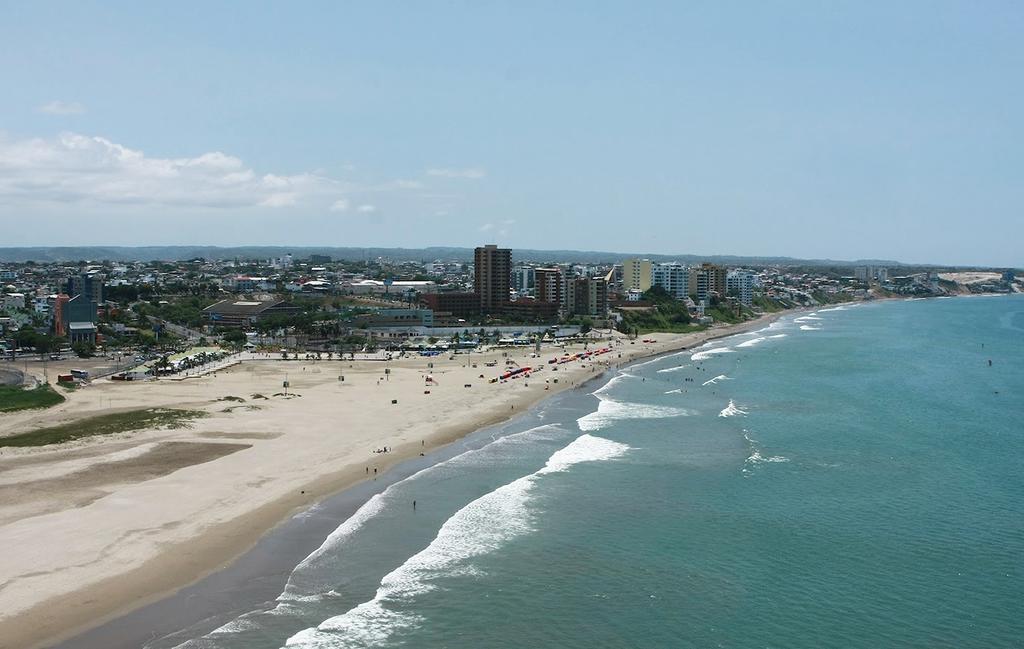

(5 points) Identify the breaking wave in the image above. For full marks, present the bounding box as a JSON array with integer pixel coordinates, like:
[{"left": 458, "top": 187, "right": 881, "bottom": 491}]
[
  {"left": 690, "top": 347, "right": 735, "bottom": 361},
  {"left": 702, "top": 374, "right": 730, "bottom": 386},
  {"left": 719, "top": 399, "right": 747, "bottom": 417},
  {"left": 741, "top": 430, "right": 789, "bottom": 475},
  {"left": 577, "top": 397, "right": 693, "bottom": 432},
  {"left": 283, "top": 434, "right": 631, "bottom": 649},
  {"left": 736, "top": 337, "right": 766, "bottom": 348}
]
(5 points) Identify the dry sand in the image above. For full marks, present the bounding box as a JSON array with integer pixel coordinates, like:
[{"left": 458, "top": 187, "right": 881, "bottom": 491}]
[{"left": 0, "top": 317, "right": 781, "bottom": 649}]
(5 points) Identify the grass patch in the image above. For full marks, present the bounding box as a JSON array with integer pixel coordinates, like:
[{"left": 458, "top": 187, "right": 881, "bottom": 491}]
[
  {"left": 250, "top": 393, "right": 268, "bottom": 400},
  {"left": 0, "top": 384, "right": 66, "bottom": 412},
  {"left": 56, "top": 381, "right": 78, "bottom": 392},
  {"left": 0, "top": 408, "right": 208, "bottom": 448},
  {"left": 219, "top": 395, "right": 246, "bottom": 402}
]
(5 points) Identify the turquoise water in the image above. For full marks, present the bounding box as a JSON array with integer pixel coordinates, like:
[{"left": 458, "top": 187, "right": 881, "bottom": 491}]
[{"left": 173, "top": 296, "right": 1024, "bottom": 649}]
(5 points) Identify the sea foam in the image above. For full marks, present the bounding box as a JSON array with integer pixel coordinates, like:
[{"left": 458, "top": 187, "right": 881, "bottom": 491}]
[
  {"left": 719, "top": 399, "right": 748, "bottom": 417},
  {"left": 703, "top": 374, "right": 731, "bottom": 386},
  {"left": 741, "top": 430, "right": 789, "bottom": 475},
  {"left": 283, "top": 434, "right": 630, "bottom": 649},
  {"left": 736, "top": 337, "right": 766, "bottom": 348},
  {"left": 691, "top": 347, "right": 735, "bottom": 361},
  {"left": 577, "top": 397, "right": 693, "bottom": 432},
  {"left": 799, "top": 325, "right": 821, "bottom": 331},
  {"left": 281, "top": 423, "right": 566, "bottom": 601}
]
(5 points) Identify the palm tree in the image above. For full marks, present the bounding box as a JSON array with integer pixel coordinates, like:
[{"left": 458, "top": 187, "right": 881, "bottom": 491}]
[{"left": 156, "top": 354, "right": 171, "bottom": 374}]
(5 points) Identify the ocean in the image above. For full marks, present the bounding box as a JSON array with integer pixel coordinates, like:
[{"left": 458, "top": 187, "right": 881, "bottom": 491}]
[{"left": 167, "top": 295, "right": 1024, "bottom": 649}]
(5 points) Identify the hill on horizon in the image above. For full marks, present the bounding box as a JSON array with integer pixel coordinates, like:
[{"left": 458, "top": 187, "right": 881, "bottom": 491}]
[{"left": 0, "top": 245, "right": 913, "bottom": 267}]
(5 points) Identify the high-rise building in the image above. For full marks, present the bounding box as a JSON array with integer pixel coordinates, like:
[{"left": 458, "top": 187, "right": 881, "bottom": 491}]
[
  {"left": 65, "top": 272, "right": 103, "bottom": 324},
  {"left": 693, "top": 263, "right": 727, "bottom": 303},
  {"left": 855, "top": 266, "right": 888, "bottom": 284},
  {"left": 511, "top": 266, "right": 536, "bottom": 294},
  {"left": 534, "top": 267, "right": 564, "bottom": 305},
  {"left": 726, "top": 269, "right": 756, "bottom": 306},
  {"left": 567, "top": 276, "right": 609, "bottom": 318},
  {"left": 67, "top": 272, "right": 104, "bottom": 306},
  {"left": 652, "top": 263, "right": 691, "bottom": 299},
  {"left": 622, "top": 259, "right": 652, "bottom": 292},
  {"left": 474, "top": 244, "right": 511, "bottom": 314}
]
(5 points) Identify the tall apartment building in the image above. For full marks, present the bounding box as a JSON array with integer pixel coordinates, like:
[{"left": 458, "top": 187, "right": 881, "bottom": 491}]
[
  {"left": 622, "top": 258, "right": 652, "bottom": 292},
  {"left": 855, "top": 266, "right": 888, "bottom": 284},
  {"left": 692, "top": 263, "right": 727, "bottom": 303},
  {"left": 474, "top": 244, "right": 511, "bottom": 314},
  {"left": 511, "top": 266, "right": 536, "bottom": 294},
  {"left": 567, "top": 276, "right": 609, "bottom": 318},
  {"left": 652, "top": 263, "right": 692, "bottom": 299},
  {"left": 726, "top": 269, "right": 756, "bottom": 306},
  {"left": 534, "top": 267, "right": 564, "bottom": 305}
]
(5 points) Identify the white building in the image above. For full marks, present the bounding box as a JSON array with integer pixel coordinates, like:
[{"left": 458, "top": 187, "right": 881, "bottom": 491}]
[
  {"left": 652, "top": 263, "right": 691, "bottom": 299},
  {"left": 726, "top": 270, "right": 756, "bottom": 306}
]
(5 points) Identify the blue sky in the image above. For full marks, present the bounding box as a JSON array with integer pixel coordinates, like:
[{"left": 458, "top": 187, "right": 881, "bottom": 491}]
[{"left": 1, "top": 1, "right": 1021, "bottom": 266}]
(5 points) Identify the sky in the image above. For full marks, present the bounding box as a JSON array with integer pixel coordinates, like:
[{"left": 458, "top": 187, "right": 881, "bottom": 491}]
[{"left": 0, "top": 1, "right": 1021, "bottom": 266}]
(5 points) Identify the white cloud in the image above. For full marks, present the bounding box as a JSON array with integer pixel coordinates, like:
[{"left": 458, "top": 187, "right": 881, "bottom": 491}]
[
  {"left": 479, "top": 219, "right": 515, "bottom": 236},
  {"left": 426, "top": 167, "right": 486, "bottom": 179},
  {"left": 0, "top": 132, "right": 386, "bottom": 210},
  {"left": 260, "top": 193, "right": 298, "bottom": 207},
  {"left": 356, "top": 204, "right": 378, "bottom": 214},
  {"left": 379, "top": 179, "right": 424, "bottom": 190},
  {"left": 38, "top": 100, "right": 86, "bottom": 115}
]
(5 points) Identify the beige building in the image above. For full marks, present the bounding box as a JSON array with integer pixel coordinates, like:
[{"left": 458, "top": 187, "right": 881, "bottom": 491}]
[{"left": 622, "top": 258, "right": 652, "bottom": 292}]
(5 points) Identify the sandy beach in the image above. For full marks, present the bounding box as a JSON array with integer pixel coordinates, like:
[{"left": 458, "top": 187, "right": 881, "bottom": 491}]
[{"left": 0, "top": 315, "right": 782, "bottom": 649}]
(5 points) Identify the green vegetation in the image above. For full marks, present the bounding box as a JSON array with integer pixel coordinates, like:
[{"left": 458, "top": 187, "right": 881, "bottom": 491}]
[
  {"left": 222, "top": 329, "right": 247, "bottom": 345},
  {"left": 0, "top": 384, "right": 66, "bottom": 412},
  {"left": 0, "top": 408, "right": 208, "bottom": 447},
  {"left": 812, "top": 290, "right": 855, "bottom": 305},
  {"left": 617, "top": 286, "right": 701, "bottom": 334},
  {"left": 72, "top": 342, "right": 97, "bottom": 358},
  {"left": 12, "top": 330, "right": 67, "bottom": 356},
  {"left": 134, "top": 296, "right": 216, "bottom": 328},
  {"left": 706, "top": 305, "right": 744, "bottom": 324},
  {"left": 753, "top": 295, "right": 783, "bottom": 313}
]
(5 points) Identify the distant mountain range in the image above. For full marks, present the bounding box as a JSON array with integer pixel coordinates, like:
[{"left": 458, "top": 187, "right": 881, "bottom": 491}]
[{"left": 0, "top": 245, "right": 907, "bottom": 267}]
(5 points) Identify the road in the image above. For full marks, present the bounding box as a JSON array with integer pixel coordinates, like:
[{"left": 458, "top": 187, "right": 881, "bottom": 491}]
[{"left": 145, "top": 316, "right": 212, "bottom": 343}]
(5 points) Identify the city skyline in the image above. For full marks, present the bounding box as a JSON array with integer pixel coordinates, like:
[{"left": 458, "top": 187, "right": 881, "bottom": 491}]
[{"left": 2, "top": 2, "right": 1022, "bottom": 267}]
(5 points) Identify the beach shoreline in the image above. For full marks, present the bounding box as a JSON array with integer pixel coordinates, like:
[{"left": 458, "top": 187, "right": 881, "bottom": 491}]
[{"left": 1, "top": 311, "right": 792, "bottom": 649}]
